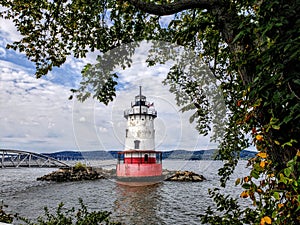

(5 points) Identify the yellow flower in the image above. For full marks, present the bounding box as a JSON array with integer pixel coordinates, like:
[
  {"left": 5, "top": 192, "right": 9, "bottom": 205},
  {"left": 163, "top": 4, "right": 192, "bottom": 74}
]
[
  {"left": 260, "top": 216, "right": 272, "bottom": 225},
  {"left": 257, "top": 152, "right": 267, "bottom": 158},
  {"left": 240, "top": 191, "right": 249, "bottom": 198},
  {"left": 277, "top": 203, "right": 284, "bottom": 209},
  {"left": 256, "top": 134, "right": 264, "bottom": 141},
  {"left": 260, "top": 161, "right": 266, "bottom": 168}
]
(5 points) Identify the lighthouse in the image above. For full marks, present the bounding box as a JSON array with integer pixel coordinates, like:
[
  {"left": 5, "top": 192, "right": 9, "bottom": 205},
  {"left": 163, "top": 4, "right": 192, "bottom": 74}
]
[{"left": 116, "top": 87, "right": 163, "bottom": 185}]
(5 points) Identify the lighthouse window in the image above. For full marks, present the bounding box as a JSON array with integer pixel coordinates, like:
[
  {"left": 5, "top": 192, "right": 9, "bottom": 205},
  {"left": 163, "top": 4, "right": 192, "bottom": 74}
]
[
  {"left": 125, "top": 129, "right": 128, "bottom": 138},
  {"left": 144, "top": 154, "right": 148, "bottom": 163},
  {"left": 134, "top": 140, "right": 140, "bottom": 149}
]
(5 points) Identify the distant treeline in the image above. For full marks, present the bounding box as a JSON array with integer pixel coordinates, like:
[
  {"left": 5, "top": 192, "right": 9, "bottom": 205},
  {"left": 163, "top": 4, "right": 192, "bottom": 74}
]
[{"left": 43, "top": 149, "right": 256, "bottom": 161}]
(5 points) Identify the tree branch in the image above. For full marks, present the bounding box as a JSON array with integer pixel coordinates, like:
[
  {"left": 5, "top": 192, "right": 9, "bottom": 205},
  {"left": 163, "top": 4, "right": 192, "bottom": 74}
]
[{"left": 127, "top": 0, "right": 219, "bottom": 16}]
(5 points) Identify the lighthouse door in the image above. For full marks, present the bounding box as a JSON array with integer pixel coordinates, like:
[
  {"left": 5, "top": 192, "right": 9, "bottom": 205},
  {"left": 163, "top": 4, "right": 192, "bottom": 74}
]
[{"left": 134, "top": 140, "right": 140, "bottom": 149}]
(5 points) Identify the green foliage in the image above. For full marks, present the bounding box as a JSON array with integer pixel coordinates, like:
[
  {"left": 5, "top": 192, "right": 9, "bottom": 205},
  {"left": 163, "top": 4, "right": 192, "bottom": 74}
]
[
  {"left": 201, "top": 151, "right": 300, "bottom": 224},
  {"left": 1, "top": 0, "right": 299, "bottom": 224},
  {"left": 199, "top": 188, "right": 255, "bottom": 225},
  {"left": 73, "top": 162, "right": 87, "bottom": 172},
  {"left": 0, "top": 202, "right": 13, "bottom": 224},
  {"left": 15, "top": 198, "right": 121, "bottom": 225}
]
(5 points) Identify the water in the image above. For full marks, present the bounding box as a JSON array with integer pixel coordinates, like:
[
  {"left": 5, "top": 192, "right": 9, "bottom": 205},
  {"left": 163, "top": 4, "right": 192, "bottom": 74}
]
[{"left": 0, "top": 160, "right": 250, "bottom": 224}]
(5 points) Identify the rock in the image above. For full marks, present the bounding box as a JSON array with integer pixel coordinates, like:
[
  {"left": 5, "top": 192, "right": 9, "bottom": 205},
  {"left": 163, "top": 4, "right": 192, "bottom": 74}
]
[
  {"left": 165, "top": 170, "right": 206, "bottom": 182},
  {"left": 38, "top": 167, "right": 205, "bottom": 183},
  {"left": 37, "top": 167, "right": 108, "bottom": 182}
]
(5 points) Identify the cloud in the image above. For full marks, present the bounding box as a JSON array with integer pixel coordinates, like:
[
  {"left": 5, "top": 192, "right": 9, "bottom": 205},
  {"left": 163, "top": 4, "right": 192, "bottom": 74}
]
[
  {"left": 159, "top": 15, "right": 174, "bottom": 28},
  {"left": 0, "top": 31, "right": 217, "bottom": 153},
  {"left": 0, "top": 12, "right": 23, "bottom": 42},
  {"left": 79, "top": 117, "right": 86, "bottom": 122},
  {"left": 104, "top": 43, "right": 216, "bottom": 151},
  {"left": 0, "top": 64, "right": 73, "bottom": 151},
  {"left": 0, "top": 47, "right": 6, "bottom": 57}
]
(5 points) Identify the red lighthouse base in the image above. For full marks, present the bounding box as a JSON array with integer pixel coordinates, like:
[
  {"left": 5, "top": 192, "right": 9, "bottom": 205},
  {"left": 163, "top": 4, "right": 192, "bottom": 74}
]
[{"left": 116, "top": 150, "right": 164, "bottom": 186}]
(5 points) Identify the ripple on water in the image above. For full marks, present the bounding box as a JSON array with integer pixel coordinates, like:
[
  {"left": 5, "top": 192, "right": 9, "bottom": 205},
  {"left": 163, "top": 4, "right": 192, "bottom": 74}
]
[{"left": 0, "top": 160, "right": 250, "bottom": 225}]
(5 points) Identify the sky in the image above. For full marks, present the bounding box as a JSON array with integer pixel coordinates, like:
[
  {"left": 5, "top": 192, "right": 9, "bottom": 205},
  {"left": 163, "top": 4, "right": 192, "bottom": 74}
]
[{"left": 0, "top": 16, "right": 219, "bottom": 153}]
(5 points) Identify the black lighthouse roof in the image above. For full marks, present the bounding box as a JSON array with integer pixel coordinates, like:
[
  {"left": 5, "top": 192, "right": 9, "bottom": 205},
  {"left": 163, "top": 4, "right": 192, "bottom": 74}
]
[{"left": 134, "top": 86, "right": 146, "bottom": 106}]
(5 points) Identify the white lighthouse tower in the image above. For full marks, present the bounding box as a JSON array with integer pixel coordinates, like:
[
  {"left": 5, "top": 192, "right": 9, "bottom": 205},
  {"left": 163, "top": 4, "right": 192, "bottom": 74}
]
[
  {"left": 116, "top": 87, "right": 163, "bottom": 185},
  {"left": 124, "top": 86, "right": 156, "bottom": 151}
]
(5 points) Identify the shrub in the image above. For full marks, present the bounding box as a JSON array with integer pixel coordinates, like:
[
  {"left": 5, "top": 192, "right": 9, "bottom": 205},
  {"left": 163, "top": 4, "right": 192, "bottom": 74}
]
[
  {"left": 0, "top": 201, "right": 13, "bottom": 224},
  {"left": 73, "top": 162, "right": 87, "bottom": 172},
  {"left": 15, "top": 198, "right": 121, "bottom": 225}
]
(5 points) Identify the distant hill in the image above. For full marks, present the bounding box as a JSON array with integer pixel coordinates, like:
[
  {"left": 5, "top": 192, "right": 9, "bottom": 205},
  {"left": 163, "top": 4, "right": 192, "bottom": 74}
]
[
  {"left": 43, "top": 151, "right": 115, "bottom": 160},
  {"left": 44, "top": 149, "right": 256, "bottom": 161}
]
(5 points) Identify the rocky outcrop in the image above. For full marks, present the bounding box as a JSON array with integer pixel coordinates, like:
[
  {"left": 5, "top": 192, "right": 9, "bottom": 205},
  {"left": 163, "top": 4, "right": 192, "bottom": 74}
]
[
  {"left": 37, "top": 167, "right": 205, "bottom": 183},
  {"left": 93, "top": 168, "right": 116, "bottom": 178},
  {"left": 37, "top": 167, "right": 107, "bottom": 182},
  {"left": 165, "top": 170, "right": 206, "bottom": 182}
]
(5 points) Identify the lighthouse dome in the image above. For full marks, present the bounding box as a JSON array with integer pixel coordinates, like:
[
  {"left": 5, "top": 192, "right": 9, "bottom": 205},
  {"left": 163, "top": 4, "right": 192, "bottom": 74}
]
[
  {"left": 133, "top": 94, "right": 146, "bottom": 106},
  {"left": 124, "top": 87, "right": 157, "bottom": 119}
]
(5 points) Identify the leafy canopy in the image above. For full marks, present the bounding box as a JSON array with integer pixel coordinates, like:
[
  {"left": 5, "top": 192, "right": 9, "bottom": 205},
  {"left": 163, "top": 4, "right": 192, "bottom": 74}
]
[{"left": 1, "top": 0, "right": 299, "bottom": 224}]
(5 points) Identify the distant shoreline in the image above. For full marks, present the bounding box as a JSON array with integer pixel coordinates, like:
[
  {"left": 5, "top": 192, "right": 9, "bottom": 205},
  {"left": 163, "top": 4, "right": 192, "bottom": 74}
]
[{"left": 43, "top": 149, "right": 256, "bottom": 161}]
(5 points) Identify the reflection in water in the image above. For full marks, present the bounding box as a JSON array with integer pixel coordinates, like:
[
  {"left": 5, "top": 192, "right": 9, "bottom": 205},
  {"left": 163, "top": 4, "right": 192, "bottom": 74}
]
[
  {"left": 0, "top": 161, "right": 250, "bottom": 225},
  {"left": 114, "top": 183, "right": 163, "bottom": 225}
]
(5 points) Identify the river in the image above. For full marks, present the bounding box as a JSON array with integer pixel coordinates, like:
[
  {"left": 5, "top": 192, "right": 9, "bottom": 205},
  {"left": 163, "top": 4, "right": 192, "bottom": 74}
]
[{"left": 0, "top": 160, "right": 251, "bottom": 224}]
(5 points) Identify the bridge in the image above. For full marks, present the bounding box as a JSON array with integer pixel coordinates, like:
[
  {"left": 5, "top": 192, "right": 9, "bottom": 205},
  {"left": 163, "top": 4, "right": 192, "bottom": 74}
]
[{"left": 0, "top": 149, "right": 70, "bottom": 168}]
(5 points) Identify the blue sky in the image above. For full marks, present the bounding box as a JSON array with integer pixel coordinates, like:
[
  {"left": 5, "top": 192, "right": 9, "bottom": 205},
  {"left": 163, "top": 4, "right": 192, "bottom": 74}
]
[{"left": 0, "top": 16, "right": 217, "bottom": 153}]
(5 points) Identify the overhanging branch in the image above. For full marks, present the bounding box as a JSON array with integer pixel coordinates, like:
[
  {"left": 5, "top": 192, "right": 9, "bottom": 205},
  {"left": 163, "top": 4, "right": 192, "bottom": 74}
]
[{"left": 127, "top": 0, "right": 219, "bottom": 16}]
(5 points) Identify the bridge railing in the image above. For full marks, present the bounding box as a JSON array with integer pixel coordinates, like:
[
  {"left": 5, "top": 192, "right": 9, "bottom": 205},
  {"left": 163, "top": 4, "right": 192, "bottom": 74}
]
[{"left": 0, "top": 149, "right": 70, "bottom": 168}]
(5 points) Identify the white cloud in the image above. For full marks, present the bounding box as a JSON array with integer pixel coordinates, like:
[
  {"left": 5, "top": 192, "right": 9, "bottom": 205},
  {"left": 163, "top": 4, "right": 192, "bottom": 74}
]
[
  {"left": 159, "top": 15, "right": 174, "bottom": 27},
  {"left": 0, "top": 47, "right": 6, "bottom": 57},
  {"left": 98, "top": 127, "right": 108, "bottom": 133},
  {"left": 79, "top": 117, "right": 86, "bottom": 122},
  {"left": 106, "top": 48, "right": 215, "bottom": 151},
  {"left": 0, "top": 15, "right": 22, "bottom": 42},
  {"left": 0, "top": 59, "right": 108, "bottom": 152},
  {"left": 0, "top": 34, "right": 218, "bottom": 153}
]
